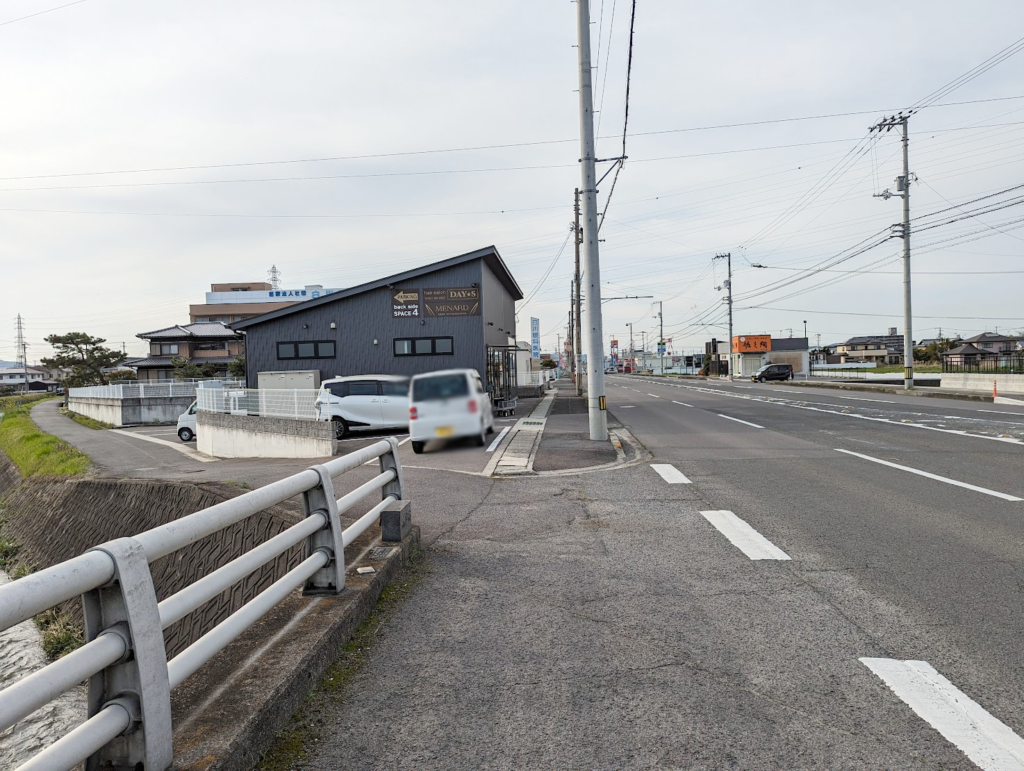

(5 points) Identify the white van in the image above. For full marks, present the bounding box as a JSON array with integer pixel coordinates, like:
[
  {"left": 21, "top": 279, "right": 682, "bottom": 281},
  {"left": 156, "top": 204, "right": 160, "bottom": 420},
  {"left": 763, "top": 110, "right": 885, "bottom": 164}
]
[
  {"left": 315, "top": 375, "right": 410, "bottom": 438},
  {"left": 177, "top": 401, "right": 197, "bottom": 442},
  {"left": 408, "top": 369, "right": 494, "bottom": 454}
]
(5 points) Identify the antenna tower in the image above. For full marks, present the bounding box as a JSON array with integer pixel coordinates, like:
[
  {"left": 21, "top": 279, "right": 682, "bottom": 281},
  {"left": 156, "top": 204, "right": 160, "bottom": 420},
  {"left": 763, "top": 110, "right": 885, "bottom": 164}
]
[{"left": 268, "top": 265, "right": 283, "bottom": 290}]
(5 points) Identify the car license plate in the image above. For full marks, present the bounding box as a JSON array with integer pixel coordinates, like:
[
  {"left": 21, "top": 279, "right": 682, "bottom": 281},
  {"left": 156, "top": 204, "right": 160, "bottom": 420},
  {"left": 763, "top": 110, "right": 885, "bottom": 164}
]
[{"left": 435, "top": 426, "right": 454, "bottom": 437}]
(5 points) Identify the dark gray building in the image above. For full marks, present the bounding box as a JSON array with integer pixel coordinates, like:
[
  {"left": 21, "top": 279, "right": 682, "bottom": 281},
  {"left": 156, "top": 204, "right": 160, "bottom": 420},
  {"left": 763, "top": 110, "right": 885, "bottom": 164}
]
[{"left": 232, "top": 246, "right": 523, "bottom": 389}]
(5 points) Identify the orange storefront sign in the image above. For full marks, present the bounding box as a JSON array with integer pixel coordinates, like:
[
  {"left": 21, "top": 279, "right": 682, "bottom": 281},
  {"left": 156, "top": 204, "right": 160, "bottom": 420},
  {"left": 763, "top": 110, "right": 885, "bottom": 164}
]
[{"left": 732, "top": 335, "right": 771, "bottom": 353}]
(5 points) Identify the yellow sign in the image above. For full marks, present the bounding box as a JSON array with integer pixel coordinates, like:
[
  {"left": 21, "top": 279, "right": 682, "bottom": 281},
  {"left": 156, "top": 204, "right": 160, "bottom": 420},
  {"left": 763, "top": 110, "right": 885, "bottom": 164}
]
[{"left": 732, "top": 335, "right": 771, "bottom": 353}]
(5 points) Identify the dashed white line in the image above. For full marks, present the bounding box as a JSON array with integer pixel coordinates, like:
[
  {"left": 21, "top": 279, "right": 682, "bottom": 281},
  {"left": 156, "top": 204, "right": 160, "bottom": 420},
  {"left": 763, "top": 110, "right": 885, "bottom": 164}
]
[
  {"left": 647, "top": 393, "right": 661, "bottom": 398},
  {"left": 835, "top": 448, "right": 1023, "bottom": 501},
  {"left": 700, "top": 510, "right": 791, "bottom": 560},
  {"left": 650, "top": 464, "right": 691, "bottom": 484},
  {"left": 834, "top": 395, "right": 897, "bottom": 404},
  {"left": 398, "top": 436, "right": 412, "bottom": 446},
  {"left": 672, "top": 400, "right": 693, "bottom": 407},
  {"left": 486, "top": 426, "right": 510, "bottom": 452},
  {"left": 861, "top": 657, "right": 1024, "bottom": 770},
  {"left": 619, "top": 405, "right": 636, "bottom": 408},
  {"left": 977, "top": 409, "right": 1024, "bottom": 417},
  {"left": 717, "top": 414, "right": 764, "bottom": 429}
]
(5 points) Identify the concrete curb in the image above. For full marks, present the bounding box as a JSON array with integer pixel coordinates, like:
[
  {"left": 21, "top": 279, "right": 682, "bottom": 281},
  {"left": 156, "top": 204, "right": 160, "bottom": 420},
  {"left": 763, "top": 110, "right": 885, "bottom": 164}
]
[{"left": 171, "top": 526, "right": 420, "bottom": 771}]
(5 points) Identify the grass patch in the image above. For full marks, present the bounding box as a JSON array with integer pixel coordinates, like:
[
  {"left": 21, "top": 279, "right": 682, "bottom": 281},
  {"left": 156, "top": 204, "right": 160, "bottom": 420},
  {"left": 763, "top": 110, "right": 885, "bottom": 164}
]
[
  {"left": 258, "top": 544, "right": 426, "bottom": 770},
  {"left": 0, "top": 398, "right": 90, "bottom": 478},
  {"left": 34, "top": 606, "right": 85, "bottom": 659},
  {"left": 60, "top": 408, "right": 112, "bottom": 430},
  {"left": 223, "top": 480, "right": 252, "bottom": 490}
]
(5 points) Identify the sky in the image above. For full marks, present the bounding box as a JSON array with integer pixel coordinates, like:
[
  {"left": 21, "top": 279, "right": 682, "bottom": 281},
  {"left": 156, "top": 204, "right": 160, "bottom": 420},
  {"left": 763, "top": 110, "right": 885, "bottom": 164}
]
[{"left": 1, "top": 0, "right": 1022, "bottom": 365}]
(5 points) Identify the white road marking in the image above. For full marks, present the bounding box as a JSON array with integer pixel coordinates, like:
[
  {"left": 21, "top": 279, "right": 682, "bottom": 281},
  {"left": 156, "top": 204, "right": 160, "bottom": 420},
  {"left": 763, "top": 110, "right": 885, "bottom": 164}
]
[
  {"left": 672, "top": 401, "right": 693, "bottom": 407},
  {"left": 835, "top": 449, "right": 1023, "bottom": 501},
  {"left": 718, "top": 414, "right": 764, "bottom": 429},
  {"left": 650, "top": 464, "right": 691, "bottom": 484},
  {"left": 619, "top": 405, "right": 636, "bottom": 408},
  {"left": 772, "top": 388, "right": 803, "bottom": 393},
  {"left": 860, "top": 657, "right": 1024, "bottom": 770},
  {"left": 834, "top": 395, "right": 897, "bottom": 404},
  {"left": 647, "top": 393, "right": 661, "bottom": 398},
  {"left": 112, "top": 430, "right": 218, "bottom": 462},
  {"left": 978, "top": 409, "right": 1024, "bottom": 417},
  {"left": 486, "top": 426, "right": 510, "bottom": 452},
  {"left": 734, "top": 385, "right": 755, "bottom": 389},
  {"left": 700, "top": 510, "right": 791, "bottom": 560},
  {"left": 398, "top": 436, "right": 412, "bottom": 446}
]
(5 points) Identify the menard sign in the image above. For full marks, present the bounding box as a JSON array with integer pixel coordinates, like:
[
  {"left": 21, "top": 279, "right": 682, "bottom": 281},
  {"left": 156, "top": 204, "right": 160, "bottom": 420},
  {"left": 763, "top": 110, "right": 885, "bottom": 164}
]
[{"left": 423, "top": 287, "right": 480, "bottom": 317}]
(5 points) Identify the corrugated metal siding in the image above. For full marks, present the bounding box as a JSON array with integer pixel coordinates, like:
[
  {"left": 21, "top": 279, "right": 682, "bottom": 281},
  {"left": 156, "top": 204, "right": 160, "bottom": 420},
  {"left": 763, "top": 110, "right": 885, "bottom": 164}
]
[
  {"left": 245, "top": 260, "right": 501, "bottom": 383},
  {"left": 481, "top": 260, "right": 517, "bottom": 347}
]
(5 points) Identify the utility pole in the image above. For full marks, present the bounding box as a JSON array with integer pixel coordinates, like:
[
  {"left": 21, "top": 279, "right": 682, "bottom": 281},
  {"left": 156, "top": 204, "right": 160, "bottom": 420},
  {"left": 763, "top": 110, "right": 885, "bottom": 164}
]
[
  {"left": 803, "top": 320, "right": 807, "bottom": 340},
  {"left": 15, "top": 314, "right": 28, "bottom": 393},
  {"left": 658, "top": 300, "right": 664, "bottom": 375},
  {"left": 626, "top": 322, "right": 634, "bottom": 372},
  {"left": 573, "top": 188, "right": 583, "bottom": 396},
  {"left": 714, "top": 253, "right": 733, "bottom": 381},
  {"left": 872, "top": 112, "right": 914, "bottom": 390},
  {"left": 575, "top": 0, "right": 607, "bottom": 440}
]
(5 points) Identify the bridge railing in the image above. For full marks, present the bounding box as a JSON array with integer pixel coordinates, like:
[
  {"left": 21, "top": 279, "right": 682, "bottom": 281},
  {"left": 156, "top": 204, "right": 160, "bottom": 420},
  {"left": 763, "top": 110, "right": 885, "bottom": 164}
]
[{"left": 0, "top": 437, "right": 406, "bottom": 771}]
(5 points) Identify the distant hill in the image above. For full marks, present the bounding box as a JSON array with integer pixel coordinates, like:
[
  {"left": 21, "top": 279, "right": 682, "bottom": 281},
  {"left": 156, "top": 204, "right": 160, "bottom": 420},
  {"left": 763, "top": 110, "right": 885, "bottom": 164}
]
[{"left": 0, "top": 360, "right": 20, "bottom": 369}]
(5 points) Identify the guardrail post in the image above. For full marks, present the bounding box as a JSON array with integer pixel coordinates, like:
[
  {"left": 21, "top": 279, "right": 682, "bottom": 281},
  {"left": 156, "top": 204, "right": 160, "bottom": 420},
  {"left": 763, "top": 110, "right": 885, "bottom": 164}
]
[
  {"left": 378, "top": 436, "right": 405, "bottom": 501},
  {"left": 302, "top": 464, "right": 346, "bottom": 594},
  {"left": 82, "top": 537, "right": 172, "bottom": 771}
]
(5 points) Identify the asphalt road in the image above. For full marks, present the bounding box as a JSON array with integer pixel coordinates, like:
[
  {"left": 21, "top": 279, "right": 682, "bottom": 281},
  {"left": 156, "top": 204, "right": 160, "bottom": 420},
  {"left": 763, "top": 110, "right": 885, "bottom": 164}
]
[{"left": 298, "top": 375, "right": 1024, "bottom": 769}]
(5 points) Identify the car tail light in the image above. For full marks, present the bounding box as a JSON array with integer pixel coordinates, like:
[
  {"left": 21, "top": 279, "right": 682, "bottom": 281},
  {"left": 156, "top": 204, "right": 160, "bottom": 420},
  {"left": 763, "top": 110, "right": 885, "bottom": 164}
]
[
  {"left": 468, "top": 399, "right": 478, "bottom": 414},
  {"left": 409, "top": 406, "right": 418, "bottom": 420}
]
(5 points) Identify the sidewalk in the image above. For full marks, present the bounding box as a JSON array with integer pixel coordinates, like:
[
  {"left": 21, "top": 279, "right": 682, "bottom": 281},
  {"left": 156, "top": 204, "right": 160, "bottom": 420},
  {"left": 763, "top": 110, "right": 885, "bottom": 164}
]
[{"left": 532, "top": 379, "right": 620, "bottom": 472}]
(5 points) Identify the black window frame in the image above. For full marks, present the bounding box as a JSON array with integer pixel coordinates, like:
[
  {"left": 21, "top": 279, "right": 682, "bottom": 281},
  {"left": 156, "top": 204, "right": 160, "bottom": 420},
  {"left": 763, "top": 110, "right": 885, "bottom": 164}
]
[
  {"left": 276, "top": 340, "right": 337, "bottom": 360},
  {"left": 393, "top": 336, "right": 455, "bottom": 357}
]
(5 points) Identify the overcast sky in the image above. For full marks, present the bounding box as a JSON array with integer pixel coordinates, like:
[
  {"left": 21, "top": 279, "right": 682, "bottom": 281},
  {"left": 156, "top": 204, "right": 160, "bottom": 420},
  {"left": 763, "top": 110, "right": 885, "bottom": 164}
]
[{"left": 2, "top": 0, "right": 1022, "bottom": 364}]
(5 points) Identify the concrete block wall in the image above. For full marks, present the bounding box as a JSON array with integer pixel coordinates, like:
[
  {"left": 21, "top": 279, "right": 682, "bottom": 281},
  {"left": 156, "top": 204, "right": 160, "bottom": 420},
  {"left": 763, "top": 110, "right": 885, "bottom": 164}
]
[
  {"left": 940, "top": 373, "right": 1024, "bottom": 394},
  {"left": 197, "top": 410, "right": 336, "bottom": 458},
  {"left": 67, "top": 395, "right": 196, "bottom": 427}
]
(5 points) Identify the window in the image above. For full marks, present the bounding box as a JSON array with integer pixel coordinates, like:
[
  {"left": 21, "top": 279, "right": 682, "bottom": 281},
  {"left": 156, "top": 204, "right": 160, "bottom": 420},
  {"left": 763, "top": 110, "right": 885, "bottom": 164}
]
[
  {"left": 196, "top": 341, "right": 228, "bottom": 351},
  {"left": 412, "top": 373, "right": 469, "bottom": 401},
  {"left": 382, "top": 380, "right": 409, "bottom": 396},
  {"left": 160, "top": 344, "right": 178, "bottom": 355},
  {"left": 393, "top": 337, "right": 454, "bottom": 356},
  {"left": 276, "top": 341, "right": 337, "bottom": 360},
  {"left": 348, "top": 382, "right": 378, "bottom": 396}
]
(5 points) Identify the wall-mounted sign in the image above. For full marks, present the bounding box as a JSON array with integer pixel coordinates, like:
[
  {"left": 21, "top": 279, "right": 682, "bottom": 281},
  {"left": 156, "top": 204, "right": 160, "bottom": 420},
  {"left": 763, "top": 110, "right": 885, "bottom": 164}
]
[
  {"left": 392, "top": 289, "right": 420, "bottom": 318},
  {"left": 733, "top": 335, "right": 771, "bottom": 353},
  {"left": 531, "top": 317, "right": 540, "bottom": 358},
  {"left": 423, "top": 287, "right": 480, "bottom": 317}
]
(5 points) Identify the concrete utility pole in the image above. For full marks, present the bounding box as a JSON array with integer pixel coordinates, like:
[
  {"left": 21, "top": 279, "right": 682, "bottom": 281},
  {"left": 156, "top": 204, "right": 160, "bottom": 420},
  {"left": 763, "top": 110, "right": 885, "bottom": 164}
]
[
  {"left": 658, "top": 300, "right": 664, "bottom": 375},
  {"left": 626, "top": 322, "right": 634, "bottom": 372},
  {"left": 714, "top": 253, "right": 733, "bottom": 381},
  {"left": 574, "top": 188, "right": 583, "bottom": 396},
  {"left": 872, "top": 112, "right": 914, "bottom": 390},
  {"left": 15, "top": 314, "right": 28, "bottom": 393},
  {"left": 575, "top": 0, "right": 607, "bottom": 440}
]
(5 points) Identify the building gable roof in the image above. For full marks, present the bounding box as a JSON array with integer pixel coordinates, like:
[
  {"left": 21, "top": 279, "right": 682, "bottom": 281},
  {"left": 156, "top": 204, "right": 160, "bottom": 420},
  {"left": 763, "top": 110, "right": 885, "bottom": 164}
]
[
  {"left": 137, "top": 322, "right": 239, "bottom": 340},
  {"left": 231, "top": 245, "right": 522, "bottom": 331},
  {"left": 962, "top": 332, "right": 1017, "bottom": 344},
  {"left": 942, "top": 343, "right": 991, "bottom": 357}
]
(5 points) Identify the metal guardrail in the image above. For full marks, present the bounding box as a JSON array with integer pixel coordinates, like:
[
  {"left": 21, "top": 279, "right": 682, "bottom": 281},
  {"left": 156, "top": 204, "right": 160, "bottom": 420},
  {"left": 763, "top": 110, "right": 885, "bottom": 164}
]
[
  {"left": 196, "top": 387, "right": 319, "bottom": 421},
  {"left": 0, "top": 438, "right": 405, "bottom": 770}
]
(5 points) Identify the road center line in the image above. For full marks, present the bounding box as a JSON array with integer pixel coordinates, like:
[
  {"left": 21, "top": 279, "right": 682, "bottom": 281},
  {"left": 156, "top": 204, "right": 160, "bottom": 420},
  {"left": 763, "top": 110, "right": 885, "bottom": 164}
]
[
  {"left": 700, "top": 510, "right": 791, "bottom": 560},
  {"left": 485, "top": 427, "right": 510, "bottom": 452},
  {"left": 835, "top": 448, "right": 1023, "bottom": 501},
  {"left": 650, "top": 463, "right": 691, "bottom": 484},
  {"left": 860, "top": 657, "right": 1024, "bottom": 770},
  {"left": 718, "top": 414, "right": 764, "bottom": 429},
  {"left": 978, "top": 409, "right": 1024, "bottom": 417},
  {"left": 647, "top": 393, "right": 661, "bottom": 398},
  {"left": 672, "top": 401, "right": 693, "bottom": 407}
]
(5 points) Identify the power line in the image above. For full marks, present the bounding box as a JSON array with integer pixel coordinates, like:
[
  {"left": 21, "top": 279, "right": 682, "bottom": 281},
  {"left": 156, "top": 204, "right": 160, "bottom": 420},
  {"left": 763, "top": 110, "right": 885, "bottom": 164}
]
[
  {"left": 912, "top": 35, "right": 1024, "bottom": 109},
  {"left": 0, "top": 0, "right": 87, "bottom": 28}
]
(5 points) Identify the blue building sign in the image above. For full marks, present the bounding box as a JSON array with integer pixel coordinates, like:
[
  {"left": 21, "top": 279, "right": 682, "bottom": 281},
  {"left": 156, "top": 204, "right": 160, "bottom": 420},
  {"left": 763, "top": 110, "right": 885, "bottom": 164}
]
[{"left": 531, "top": 317, "right": 540, "bottom": 359}]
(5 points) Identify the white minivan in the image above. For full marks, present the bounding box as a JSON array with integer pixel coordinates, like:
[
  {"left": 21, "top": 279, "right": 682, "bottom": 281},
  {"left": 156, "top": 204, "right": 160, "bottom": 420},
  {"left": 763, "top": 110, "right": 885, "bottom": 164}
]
[
  {"left": 177, "top": 401, "right": 197, "bottom": 442},
  {"left": 408, "top": 369, "right": 494, "bottom": 454},
  {"left": 315, "top": 375, "right": 410, "bottom": 438}
]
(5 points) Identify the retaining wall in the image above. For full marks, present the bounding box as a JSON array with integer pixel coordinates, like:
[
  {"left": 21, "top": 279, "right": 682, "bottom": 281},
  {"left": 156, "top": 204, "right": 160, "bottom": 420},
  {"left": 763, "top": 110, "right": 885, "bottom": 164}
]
[
  {"left": 67, "top": 395, "right": 195, "bottom": 427},
  {"left": 0, "top": 454, "right": 304, "bottom": 659},
  {"left": 940, "top": 372, "right": 1024, "bottom": 395},
  {"left": 197, "top": 410, "right": 336, "bottom": 458}
]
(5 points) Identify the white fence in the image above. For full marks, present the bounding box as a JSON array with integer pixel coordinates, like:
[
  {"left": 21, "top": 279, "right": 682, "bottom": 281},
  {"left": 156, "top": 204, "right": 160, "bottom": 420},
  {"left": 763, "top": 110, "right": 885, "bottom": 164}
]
[
  {"left": 0, "top": 440, "right": 405, "bottom": 770},
  {"left": 196, "top": 387, "right": 318, "bottom": 421},
  {"left": 517, "top": 370, "right": 556, "bottom": 387},
  {"left": 69, "top": 381, "right": 244, "bottom": 400}
]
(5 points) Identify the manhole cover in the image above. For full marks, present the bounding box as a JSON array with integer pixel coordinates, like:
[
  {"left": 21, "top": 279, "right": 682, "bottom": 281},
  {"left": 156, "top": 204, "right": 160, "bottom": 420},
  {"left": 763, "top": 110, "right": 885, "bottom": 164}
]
[{"left": 367, "top": 546, "right": 398, "bottom": 560}]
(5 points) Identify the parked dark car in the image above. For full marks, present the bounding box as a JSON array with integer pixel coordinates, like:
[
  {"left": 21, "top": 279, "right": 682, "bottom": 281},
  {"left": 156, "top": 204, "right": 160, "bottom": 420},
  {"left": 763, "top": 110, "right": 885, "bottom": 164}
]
[{"left": 752, "top": 363, "right": 794, "bottom": 382}]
